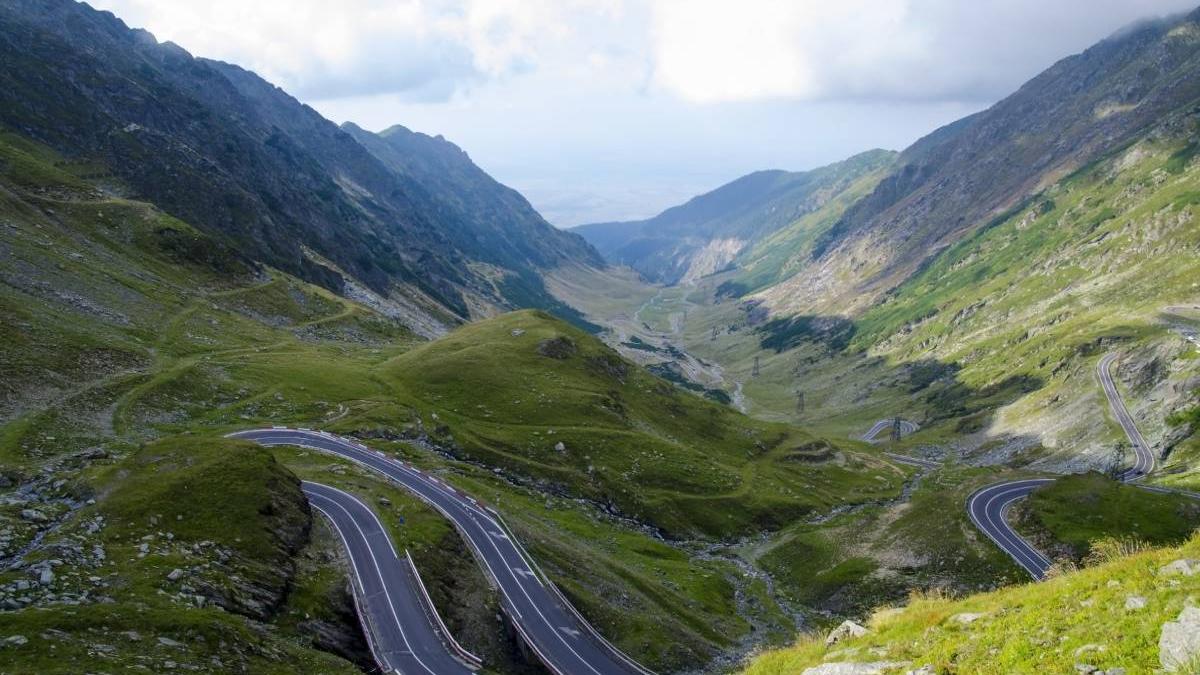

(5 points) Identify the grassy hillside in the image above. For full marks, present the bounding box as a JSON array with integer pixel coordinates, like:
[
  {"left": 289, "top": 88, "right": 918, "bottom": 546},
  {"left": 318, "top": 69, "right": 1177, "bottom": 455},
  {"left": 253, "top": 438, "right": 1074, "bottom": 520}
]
[
  {"left": 380, "top": 310, "right": 904, "bottom": 539},
  {"left": 840, "top": 124, "right": 1200, "bottom": 470},
  {"left": 742, "top": 532, "right": 1200, "bottom": 674},
  {"left": 1017, "top": 473, "right": 1200, "bottom": 562},
  {"left": 0, "top": 437, "right": 361, "bottom": 674},
  {"left": 0, "top": 126, "right": 920, "bottom": 671},
  {"left": 719, "top": 160, "right": 895, "bottom": 297},
  {"left": 753, "top": 10, "right": 1200, "bottom": 319},
  {"left": 0, "top": 0, "right": 607, "bottom": 323},
  {"left": 561, "top": 116, "right": 1200, "bottom": 479}
]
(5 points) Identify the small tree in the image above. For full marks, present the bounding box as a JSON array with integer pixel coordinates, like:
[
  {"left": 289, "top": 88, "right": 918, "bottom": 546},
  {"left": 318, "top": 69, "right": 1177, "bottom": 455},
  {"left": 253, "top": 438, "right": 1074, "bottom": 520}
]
[{"left": 1104, "top": 443, "right": 1127, "bottom": 480}]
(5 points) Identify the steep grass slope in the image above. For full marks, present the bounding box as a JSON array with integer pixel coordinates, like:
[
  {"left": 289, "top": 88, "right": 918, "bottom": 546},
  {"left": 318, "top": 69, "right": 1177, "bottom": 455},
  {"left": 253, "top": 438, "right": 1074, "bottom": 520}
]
[
  {"left": 0, "top": 437, "right": 361, "bottom": 674},
  {"left": 743, "top": 533, "right": 1200, "bottom": 674},
  {"left": 758, "top": 8, "right": 1200, "bottom": 316},
  {"left": 844, "top": 120, "right": 1200, "bottom": 469},
  {"left": 1017, "top": 473, "right": 1200, "bottom": 562}
]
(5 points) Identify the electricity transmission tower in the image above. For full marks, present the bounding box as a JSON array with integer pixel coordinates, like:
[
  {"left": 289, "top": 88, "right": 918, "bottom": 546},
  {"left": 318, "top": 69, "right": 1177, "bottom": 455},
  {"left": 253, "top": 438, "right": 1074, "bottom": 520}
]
[{"left": 752, "top": 355, "right": 760, "bottom": 377}]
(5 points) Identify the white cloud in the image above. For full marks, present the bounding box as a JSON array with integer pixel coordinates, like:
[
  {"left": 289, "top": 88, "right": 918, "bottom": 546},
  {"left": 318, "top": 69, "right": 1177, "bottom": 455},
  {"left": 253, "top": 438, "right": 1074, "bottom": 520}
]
[
  {"left": 651, "top": 1, "right": 918, "bottom": 103},
  {"left": 94, "top": 0, "right": 1198, "bottom": 106},
  {"left": 650, "top": 0, "right": 1198, "bottom": 104},
  {"left": 89, "top": 0, "right": 624, "bottom": 102}
]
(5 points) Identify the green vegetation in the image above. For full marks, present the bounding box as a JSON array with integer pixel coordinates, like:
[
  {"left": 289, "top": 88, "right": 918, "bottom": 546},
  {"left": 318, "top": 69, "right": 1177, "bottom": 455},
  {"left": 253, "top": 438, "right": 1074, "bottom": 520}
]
[
  {"left": 751, "top": 465, "right": 1027, "bottom": 621},
  {"left": 0, "top": 128, "right": 905, "bottom": 671},
  {"left": 376, "top": 310, "right": 903, "bottom": 539},
  {"left": 575, "top": 150, "right": 896, "bottom": 285},
  {"left": 0, "top": 437, "right": 360, "bottom": 674},
  {"left": 1168, "top": 401, "right": 1200, "bottom": 429},
  {"left": 1018, "top": 473, "right": 1200, "bottom": 561},
  {"left": 724, "top": 160, "right": 895, "bottom": 296},
  {"left": 842, "top": 133, "right": 1200, "bottom": 428},
  {"left": 742, "top": 532, "right": 1200, "bottom": 674}
]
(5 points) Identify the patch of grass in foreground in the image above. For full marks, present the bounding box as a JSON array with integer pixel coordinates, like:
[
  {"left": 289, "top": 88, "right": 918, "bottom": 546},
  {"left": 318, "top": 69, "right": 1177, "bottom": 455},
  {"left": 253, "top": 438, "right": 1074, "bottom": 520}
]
[{"left": 743, "top": 532, "right": 1200, "bottom": 674}]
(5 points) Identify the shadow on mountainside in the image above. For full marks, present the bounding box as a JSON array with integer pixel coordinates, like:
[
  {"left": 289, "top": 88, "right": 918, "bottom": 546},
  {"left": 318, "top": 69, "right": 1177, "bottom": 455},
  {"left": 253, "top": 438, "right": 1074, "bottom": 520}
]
[{"left": 753, "top": 311, "right": 1046, "bottom": 447}]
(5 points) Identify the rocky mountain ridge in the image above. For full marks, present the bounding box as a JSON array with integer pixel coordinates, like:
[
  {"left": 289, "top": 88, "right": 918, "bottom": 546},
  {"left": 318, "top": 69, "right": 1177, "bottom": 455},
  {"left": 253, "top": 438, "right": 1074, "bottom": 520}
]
[{"left": 0, "top": 0, "right": 600, "bottom": 331}]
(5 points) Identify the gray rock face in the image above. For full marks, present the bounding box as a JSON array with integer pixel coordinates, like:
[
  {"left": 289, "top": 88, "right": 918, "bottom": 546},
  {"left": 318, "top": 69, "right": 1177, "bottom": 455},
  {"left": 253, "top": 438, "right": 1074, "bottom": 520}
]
[
  {"left": 802, "top": 662, "right": 909, "bottom": 675},
  {"left": 1159, "top": 559, "right": 1200, "bottom": 577},
  {"left": 2, "top": 635, "right": 28, "bottom": 648},
  {"left": 825, "top": 620, "right": 870, "bottom": 646},
  {"left": 166, "top": 568, "right": 185, "bottom": 582},
  {"left": 1160, "top": 606, "right": 1200, "bottom": 671},
  {"left": 19, "top": 509, "right": 47, "bottom": 523},
  {"left": 0, "top": 0, "right": 604, "bottom": 329},
  {"left": 948, "top": 612, "right": 986, "bottom": 625},
  {"left": 1124, "top": 595, "right": 1147, "bottom": 610}
]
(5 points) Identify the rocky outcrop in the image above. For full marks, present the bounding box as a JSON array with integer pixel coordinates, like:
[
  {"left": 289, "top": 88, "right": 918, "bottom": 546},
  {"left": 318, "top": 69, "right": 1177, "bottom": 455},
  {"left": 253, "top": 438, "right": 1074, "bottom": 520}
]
[
  {"left": 801, "top": 662, "right": 909, "bottom": 675},
  {"left": 0, "top": 0, "right": 601, "bottom": 324},
  {"left": 762, "top": 8, "right": 1200, "bottom": 316},
  {"left": 1160, "top": 606, "right": 1200, "bottom": 671},
  {"left": 1159, "top": 559, "right": 1200, "bottom": 577},
  {"left": 826, "top": 620, "right": 870, "bottom": 645}
]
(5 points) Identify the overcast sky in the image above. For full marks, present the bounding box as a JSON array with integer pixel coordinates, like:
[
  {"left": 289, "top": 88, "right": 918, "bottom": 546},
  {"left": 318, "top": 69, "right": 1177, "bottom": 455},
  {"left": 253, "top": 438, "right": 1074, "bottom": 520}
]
[{"left": 90, "top": 0, "right": 1198, "bottom": 226}]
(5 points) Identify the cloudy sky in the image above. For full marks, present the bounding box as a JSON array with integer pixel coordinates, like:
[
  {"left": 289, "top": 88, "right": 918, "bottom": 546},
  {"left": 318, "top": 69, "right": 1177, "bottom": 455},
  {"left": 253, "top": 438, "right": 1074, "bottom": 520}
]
[{"left": 91, "top": 0, "right": 1197, "bottom": 226}]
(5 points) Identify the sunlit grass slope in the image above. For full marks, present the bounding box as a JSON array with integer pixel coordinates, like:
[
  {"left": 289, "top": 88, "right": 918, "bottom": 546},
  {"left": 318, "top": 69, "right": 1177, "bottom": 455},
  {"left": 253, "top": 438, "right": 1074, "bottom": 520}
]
[{"left": 743, "top": 533, "right": 1200, "bottom": 675}]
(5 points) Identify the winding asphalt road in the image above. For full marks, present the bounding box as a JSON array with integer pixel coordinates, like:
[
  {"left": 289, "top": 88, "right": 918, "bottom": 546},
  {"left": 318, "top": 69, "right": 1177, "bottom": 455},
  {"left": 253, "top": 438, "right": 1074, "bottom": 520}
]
[
  {"left": 861, "top": 418, "right": 919, "bottom": 443},
  {"left": 1098, "top": 352, "right": 1155, "bottom": 480},
  {"left": 303, "top": 481, "right": 478, "bottom": 674},
  {"left": 966, "top": 479, "right": 1056, "bottom": 579},
  {"left": 967, "top": 352, "right": 1160, "bottom": 580},
  {"left": 231, "top": 428, "right": 653, "bottom": 675}
]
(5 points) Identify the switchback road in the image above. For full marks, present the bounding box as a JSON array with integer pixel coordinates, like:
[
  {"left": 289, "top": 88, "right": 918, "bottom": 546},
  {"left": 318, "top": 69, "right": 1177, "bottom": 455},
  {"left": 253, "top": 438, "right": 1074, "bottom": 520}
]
[
  {"left": 968, "top": 352, "right": 1165, "bottom": 579},
  {"left": 861, "top": 418, "right": 919, "bottom": 443},
  {"left": 231, "top": 428, "right": 652, "bottom": 675},
  {"left": 302, "top": 481, "right": 479, "bottom": 674},
  {"left": 966, "top": 479, "right": 1055, "bottom": 579},
  {"left": 1098, "top": 352, "right": 1155, "bottom": 480}
]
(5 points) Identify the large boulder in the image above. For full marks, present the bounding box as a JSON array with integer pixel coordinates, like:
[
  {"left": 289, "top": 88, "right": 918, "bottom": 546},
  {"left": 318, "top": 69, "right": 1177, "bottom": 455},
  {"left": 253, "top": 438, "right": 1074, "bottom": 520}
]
[
  {"left": 825, "top": 620, "right": 870, "bottom": 646},
  {"left": 1160, "top": 606, "right": 1200, "bottom": 671},
  {"left": 1159, "top": 559, "right": 1200, "bottom": 577}
]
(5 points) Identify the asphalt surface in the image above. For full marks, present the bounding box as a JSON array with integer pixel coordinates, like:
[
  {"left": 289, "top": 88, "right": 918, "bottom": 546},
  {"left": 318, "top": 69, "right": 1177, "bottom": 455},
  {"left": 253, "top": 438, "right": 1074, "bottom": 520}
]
[
  {"left": 968, "top": 352, "right": 1163, "bottom": 580},
  {"left": 861, "top": 418, "right": 919, "bottom": 443},
  {"left": 302, "top": 481, "right": 476, "bottom": 675},
  {"left": 1098, "top": 352, "right": 1155, "bottom": 481},
  {"left": 966, "top": 479, "right": 1056, "bottom": 579},
  {"left": 231, "top": 428, "right": 653, "bottom": 675}
]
